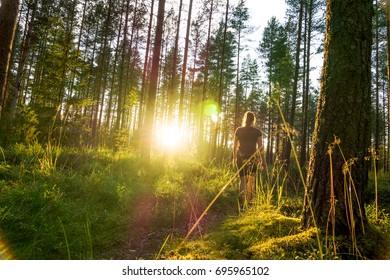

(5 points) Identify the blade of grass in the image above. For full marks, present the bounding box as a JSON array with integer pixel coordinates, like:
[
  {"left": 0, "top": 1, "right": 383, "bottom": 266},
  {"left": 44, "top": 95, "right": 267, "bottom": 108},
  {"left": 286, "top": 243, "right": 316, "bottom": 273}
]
[{"left": 58, "top": 217, "right": 70, "bottom": 260}]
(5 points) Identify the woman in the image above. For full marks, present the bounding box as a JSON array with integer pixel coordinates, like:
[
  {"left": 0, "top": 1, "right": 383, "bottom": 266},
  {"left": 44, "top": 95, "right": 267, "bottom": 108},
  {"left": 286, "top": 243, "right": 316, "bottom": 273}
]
[{"left": 233, "top": 111, "right": 266, "bottom": 208}]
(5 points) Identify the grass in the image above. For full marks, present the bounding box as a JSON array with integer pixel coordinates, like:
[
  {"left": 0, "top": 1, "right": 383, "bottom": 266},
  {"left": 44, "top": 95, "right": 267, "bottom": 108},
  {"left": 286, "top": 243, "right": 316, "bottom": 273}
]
[
  {"left": 163, "top": 206, "right": 321, "bottom": 260},
  {"left": 0, "top": 143, "right": 237, "bottom": 259},
  {"left": 0, "top": 141, "right": 389, "bottom": 260},
  {"left": 0, "top": 144, "right": 143, "bottom": 259},
  {"left": 160, "top": 152, "right": 390, "bottom": 260}
]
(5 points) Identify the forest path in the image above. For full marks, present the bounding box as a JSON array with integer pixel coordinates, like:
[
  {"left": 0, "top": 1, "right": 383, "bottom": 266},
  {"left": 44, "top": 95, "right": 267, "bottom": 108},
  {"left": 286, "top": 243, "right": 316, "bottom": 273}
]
[{"left": 108, "top": 193, "right": 224, "bottom": 260}]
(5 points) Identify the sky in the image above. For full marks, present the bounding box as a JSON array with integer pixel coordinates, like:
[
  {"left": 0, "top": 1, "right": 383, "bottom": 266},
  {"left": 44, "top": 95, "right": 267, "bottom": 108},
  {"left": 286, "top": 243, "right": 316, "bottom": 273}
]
[
  {"left": 236, "top": 0, "right": 323, "bottom": 86},
  {"left": 245, "top": 0, "right": 287, "bottom": 29},
  {"left": 230, "top": 0, "right": 288, "bottom": 60}
]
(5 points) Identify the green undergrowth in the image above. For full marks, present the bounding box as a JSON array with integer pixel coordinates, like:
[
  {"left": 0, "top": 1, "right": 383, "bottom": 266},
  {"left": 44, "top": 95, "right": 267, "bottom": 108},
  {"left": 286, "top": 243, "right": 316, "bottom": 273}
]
[
  {"left": 1, "top": 142, "right": 389, "bottom": 260},
  {"left": 0, "top": 145, "right": 143, "bottom": 259},
  {"left": 163, "top": 203, "right": 390, "bottom": 260},
  {"left": 0, "top": 143, "right": 237, "bottom": 259},
  {"left": 162, "top": 206, "right": 320, "bottom": 260}
]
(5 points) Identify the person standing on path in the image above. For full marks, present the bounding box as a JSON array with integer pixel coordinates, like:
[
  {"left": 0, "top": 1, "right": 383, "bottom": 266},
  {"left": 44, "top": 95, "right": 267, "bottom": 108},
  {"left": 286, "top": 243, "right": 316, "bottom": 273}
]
[{"left": 233, "top": 111, "right": 266, "bottom": 209}]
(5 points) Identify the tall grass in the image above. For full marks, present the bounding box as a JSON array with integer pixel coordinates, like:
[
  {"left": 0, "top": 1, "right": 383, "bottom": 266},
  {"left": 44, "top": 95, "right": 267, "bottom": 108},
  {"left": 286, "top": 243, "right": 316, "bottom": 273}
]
[
  {"left": 255, "top": 159, "right": 287, "bottom": 210},
  {"left": 0, "top": 144, "right": 140, "bottom": 259},
  {"left": 1, "top": 129, "right": 388, "bottom": 259},
  {"left": 273, "top": 98, "right": 324, "bottom": 259}
]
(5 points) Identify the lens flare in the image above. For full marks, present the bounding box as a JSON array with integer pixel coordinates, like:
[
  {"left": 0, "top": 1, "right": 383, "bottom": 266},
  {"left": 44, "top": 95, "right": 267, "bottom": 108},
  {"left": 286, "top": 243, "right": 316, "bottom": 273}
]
[
  {"left": 0, "top": 240, "right": 13, "bottom": 260},
  {"left": 203, "top": 101, "right": 219, "bottom": 118},
  {"left": 211, "top": 112, "right": 219, "bottom": 123}
]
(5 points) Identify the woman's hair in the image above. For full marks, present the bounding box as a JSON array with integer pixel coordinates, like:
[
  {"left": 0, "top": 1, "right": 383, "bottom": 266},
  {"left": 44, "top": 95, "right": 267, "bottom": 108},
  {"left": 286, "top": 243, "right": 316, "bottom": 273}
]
[{"left": 242, "top": 111, "right": 256, "bottom": 127}]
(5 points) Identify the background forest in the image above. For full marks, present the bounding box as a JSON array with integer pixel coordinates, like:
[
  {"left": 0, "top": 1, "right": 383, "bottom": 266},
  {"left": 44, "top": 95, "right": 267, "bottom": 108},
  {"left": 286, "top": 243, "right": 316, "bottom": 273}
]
[{"left": 0, "top": 0, "right": 390, "bottom": 260}]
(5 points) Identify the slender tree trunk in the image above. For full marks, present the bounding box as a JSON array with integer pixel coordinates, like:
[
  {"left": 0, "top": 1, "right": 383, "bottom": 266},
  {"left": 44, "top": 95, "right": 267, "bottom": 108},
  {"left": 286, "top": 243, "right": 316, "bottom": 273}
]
[
  {"left": 116, "top": 0, "right": 131, "bottom": 131},
  {"left": 69, "top": 0, "right": 88, "bottom": 102},
  {"left": 8, "top": 0, "right": 37, "bottom": 120},
  {"left": 167, "top": 0, "right": 182, "bottom": 123},
  {"left": 106, "top": 1, "right": 125, "bottom": 129},
  {"left": 199, "top": 0, "right": 214, "bottom": 147},
  {"left": 283, "top": 0, "right": 304, "bottom": 170},
  {"left": 300, "top": 0, "right": 313, "bottom": 168},
  {"left": 0, "top": 0, "right": 21, "bottom": 119},
  {"left": 92, "top": 0, "right": 113, "bottom": 145},
  {"left": 375, "top": 0, "right": 380, "bottom": 170},
  {"left": 138, "top": 0, "right": 154, "bottom": 131},
  {"left": 386, "top": 0, "right": 390, "bottom": 174},
  {"left": 178, "top": 0, "right": 194, "bottom": 129},
  {"left": 266, "top": 82, "right": 271, "bottom": 163},
  {"left": 142, "top": 0, "right": 166, "bottom": 160},
  {"left": 121, "top": 0, "right": 139, "bottom": 131},
  {"left": 189, "top": 20, "right": 200, "bottom": 137},
  {"left": 211, "top": 0, "right": 228, "bottom": 157}
]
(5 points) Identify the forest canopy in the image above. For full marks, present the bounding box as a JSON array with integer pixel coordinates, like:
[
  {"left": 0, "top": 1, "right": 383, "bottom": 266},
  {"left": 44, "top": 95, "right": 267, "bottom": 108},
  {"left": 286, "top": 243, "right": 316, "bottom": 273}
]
[{"left": 0, "top": 0, "right": 328, "bottom": 162}]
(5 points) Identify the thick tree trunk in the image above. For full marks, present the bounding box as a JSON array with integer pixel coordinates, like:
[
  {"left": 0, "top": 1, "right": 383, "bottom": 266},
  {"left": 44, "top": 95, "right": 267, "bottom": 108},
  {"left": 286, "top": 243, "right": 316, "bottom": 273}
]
[
  {"left": 302, "top": 0, "right": 372, "bottom": 237},
  {"left": 0, "top": 0, "right": 21, "bottom": 119}
]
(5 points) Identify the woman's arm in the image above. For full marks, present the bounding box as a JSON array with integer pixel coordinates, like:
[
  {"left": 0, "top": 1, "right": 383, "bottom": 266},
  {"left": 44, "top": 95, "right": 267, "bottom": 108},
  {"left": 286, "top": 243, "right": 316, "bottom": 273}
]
[{"left": 233, "top": 133, "right": 238, "bottom": 166}]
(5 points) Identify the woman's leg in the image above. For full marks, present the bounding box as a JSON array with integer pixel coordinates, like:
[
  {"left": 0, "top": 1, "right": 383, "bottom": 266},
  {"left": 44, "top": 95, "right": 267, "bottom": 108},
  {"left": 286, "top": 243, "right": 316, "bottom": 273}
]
[
  {"left": 247, "top": 175, "right": 254, "bottom": 202},
  {"left": 239, "top": 175, "right": 247, "bottom": 207}
]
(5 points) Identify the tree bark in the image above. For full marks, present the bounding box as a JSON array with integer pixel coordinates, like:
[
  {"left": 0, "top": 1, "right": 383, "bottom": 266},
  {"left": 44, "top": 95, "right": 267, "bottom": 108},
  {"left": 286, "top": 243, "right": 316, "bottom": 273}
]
[
  {"left": 283, "top": 0, "right": 304, "bottom": 170},
  {"left": 168, "top": 0, "right": 182, "bottom": 123},
  {"left": 116, "top": 0, "right": 131, "bottom": 131},
  {"left": 199, "top": 0, "right": 214, "bottom": 147},
  {"left": 386, "top": 0, "right": 390, "bottom": 174},
  {"left": 142, "top": 0, "right": 166, "bottom": 160},
  {"left": 212, "top": 0, "right": 228, "bottom": 157},
  {"left": 0, "top": 0, "right": 21, "bottom": 119},
  {"left": 138, "top": 0, "right": 155, "bottom": 131},
  {"left": 302, "top": 0, "right": 372, "bottom": 238},
  {"left": 299, "top": 0, "right": 313, "bottom": 169},
  {"left": 178, "top": 0, "right": 194, "bottom": 130}
]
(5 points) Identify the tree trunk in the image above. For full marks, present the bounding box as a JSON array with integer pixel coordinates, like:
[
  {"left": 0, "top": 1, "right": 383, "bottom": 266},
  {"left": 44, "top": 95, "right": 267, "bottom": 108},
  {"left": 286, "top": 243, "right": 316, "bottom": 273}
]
[
  {"left": 138, "top": 0, "right": 155, "bottom": 131},
  {"left": 199, "top": 0, "right": 214, "bottom": 147},
  {"left": 374, "top": 0, "right": 380, "bottom": 170},
  {"left": 168, "top": 0, "right": 182, "bottom": 123},
  {"left": 387, "top": 0, "right": 390, "bottom": 174},
  {"left": 211, "top": 0, "right": 228, "bottom": 157},
  {"left": 116, "top": 0, "right": 131, "bottom": 131},
  {"left": 283, "top": 0, "right": 304, "bottom": 170},
  {"left": 302, "top": 0, "right": 372, "bottom": 238},
  {"left": 299, "top": 0, "right": 313, "bottom": 169},
  {"left": 0, "top": 0, "right": 21, "bottom": 119},
  {"left": 8, "top": 0, "right": 37, "bottom": 120},
  {"left": 178, "top": 0, "right": 194, "bottom": 130},
  {"left": 92, "top": 0, "right": 113, "bottom": 145},
  {"left": 106, "top": 0, "right": 125, "bottom": 129},
  {"left": 141, "top": 0, "right": 166, "bottom": 160}
]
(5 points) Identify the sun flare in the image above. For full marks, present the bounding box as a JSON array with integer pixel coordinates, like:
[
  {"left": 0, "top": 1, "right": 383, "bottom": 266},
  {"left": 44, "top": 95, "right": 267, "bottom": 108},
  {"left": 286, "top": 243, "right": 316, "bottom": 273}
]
[{"left": 161, "top": 125, "right": 181, "bottom": 149}]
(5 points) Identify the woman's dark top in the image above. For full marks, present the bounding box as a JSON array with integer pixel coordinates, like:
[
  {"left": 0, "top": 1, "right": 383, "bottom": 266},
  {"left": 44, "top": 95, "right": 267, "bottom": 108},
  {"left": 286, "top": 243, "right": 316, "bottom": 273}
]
[{"left": 235, "top": 126, "right": 262, "bottom": 158}]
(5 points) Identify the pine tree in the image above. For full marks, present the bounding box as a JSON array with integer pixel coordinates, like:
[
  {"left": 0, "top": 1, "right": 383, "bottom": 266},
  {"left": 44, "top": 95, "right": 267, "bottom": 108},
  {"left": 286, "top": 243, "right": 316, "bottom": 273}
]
[
  {"left": 302, "top": 0, "right": 372, "bottom": 239},
  {"left": 0, "top": 0, "right": 21, "bottom": 119}
]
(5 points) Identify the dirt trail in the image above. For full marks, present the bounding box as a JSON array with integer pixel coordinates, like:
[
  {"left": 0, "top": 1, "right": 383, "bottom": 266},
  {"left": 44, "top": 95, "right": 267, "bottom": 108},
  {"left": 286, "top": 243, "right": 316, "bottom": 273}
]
[{"left": 112, "top": 193, "right": 224, "bottom": 259}]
